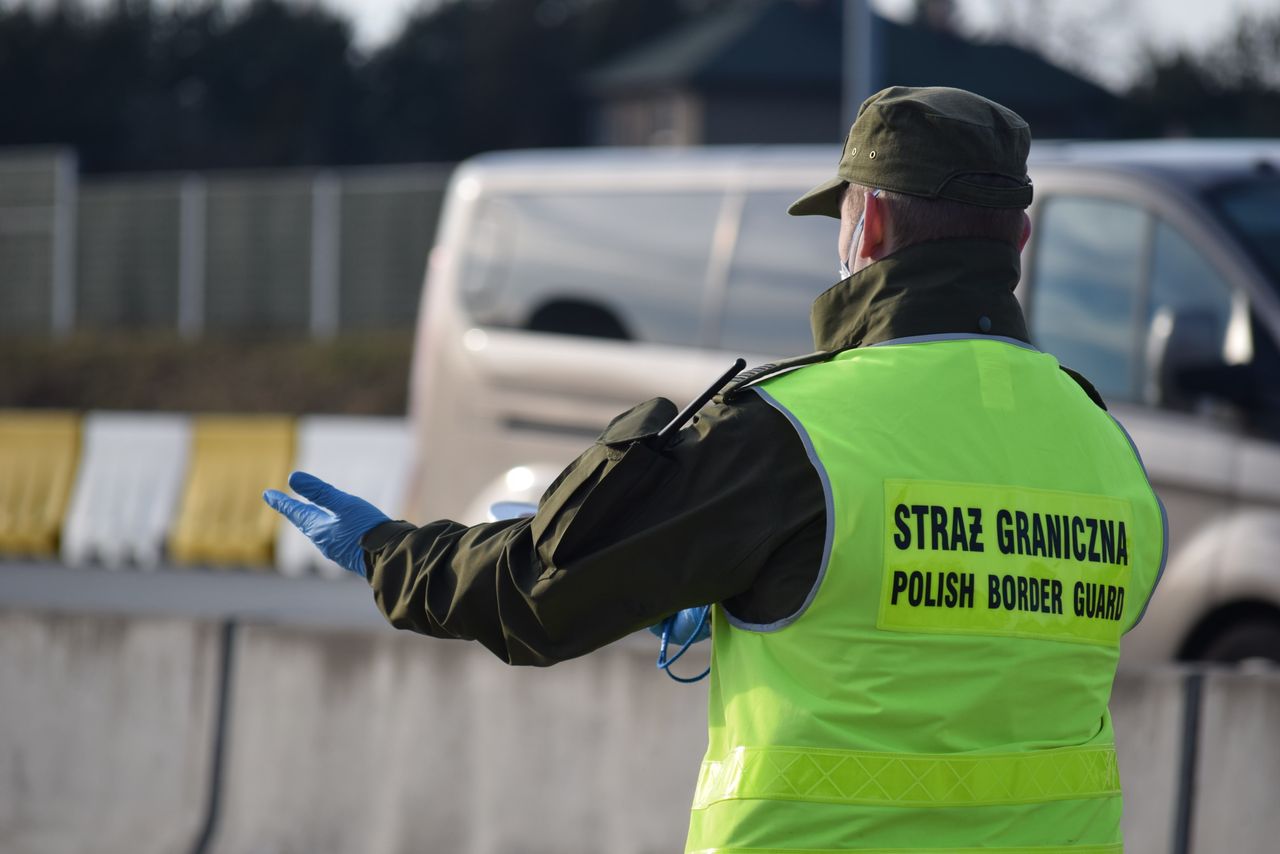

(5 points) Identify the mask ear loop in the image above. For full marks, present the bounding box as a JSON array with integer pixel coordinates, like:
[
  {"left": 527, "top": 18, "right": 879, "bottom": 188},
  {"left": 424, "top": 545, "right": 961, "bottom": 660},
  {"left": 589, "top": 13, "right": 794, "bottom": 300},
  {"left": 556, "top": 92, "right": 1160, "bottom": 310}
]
[
  {"left": 841, "top": 188, "right": 881, "bottom": 278},
  {"left": 656, "top": 605, "right": 711, "bottom": 683}
]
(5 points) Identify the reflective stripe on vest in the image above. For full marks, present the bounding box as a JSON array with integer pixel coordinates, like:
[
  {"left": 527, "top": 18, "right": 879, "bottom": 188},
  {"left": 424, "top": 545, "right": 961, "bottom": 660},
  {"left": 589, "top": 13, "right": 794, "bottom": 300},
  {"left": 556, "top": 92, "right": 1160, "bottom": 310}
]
[
  {"left": 693, "top": 745, "right": 1120, "bottom": 810},
  {"left": 689, "top": 846, "right": 1123, "bottom": 854}
]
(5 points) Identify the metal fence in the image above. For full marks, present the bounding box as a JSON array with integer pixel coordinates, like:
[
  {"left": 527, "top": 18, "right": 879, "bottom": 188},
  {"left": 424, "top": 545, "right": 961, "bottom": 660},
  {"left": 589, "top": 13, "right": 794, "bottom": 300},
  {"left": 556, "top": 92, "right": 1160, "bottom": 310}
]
[
  {"left": 0, "top": 149, "right": 452, "bottom": 337},
  {"left": 0, "top": 149, "right": 76, "bottom": 335}
]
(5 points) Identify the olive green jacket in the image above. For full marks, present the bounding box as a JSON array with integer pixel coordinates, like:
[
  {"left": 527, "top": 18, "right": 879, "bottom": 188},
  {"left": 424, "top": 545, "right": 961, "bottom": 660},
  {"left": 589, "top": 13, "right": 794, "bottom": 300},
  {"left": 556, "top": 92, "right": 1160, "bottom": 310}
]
[{"left": 361, "top": 239, "right": 1040, "bottom": 665}]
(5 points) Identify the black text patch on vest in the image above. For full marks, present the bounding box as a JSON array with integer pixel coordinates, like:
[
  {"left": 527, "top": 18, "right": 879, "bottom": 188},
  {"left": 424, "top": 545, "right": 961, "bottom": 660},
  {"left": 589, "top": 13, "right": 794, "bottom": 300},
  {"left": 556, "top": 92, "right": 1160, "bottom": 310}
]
[{"left": 879, "top": 480, "right": 1135, "bottom": 646}]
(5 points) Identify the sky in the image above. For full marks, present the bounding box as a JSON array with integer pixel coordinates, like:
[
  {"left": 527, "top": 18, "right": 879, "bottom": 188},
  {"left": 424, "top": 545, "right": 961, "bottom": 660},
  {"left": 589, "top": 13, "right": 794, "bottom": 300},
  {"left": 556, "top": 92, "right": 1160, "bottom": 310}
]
[{"left": 873, "top": 0, "right": 1280, "bottom": 88}]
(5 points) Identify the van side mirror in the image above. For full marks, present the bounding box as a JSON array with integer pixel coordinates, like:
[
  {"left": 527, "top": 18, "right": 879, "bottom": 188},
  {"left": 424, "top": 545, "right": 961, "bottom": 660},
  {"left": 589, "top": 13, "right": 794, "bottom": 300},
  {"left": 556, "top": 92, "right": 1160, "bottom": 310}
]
[{"left": 1144, "top": 306, "right": 1227, "bottom": 409}]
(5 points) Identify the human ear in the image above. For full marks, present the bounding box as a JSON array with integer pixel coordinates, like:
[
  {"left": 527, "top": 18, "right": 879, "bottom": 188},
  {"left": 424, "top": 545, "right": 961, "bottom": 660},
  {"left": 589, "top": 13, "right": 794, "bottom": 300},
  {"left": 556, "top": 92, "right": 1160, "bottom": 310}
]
[
  {"left": 1018, "top": 212, "right": 1032, "bottom": 252},
  {"left": 859, "top": 189, "right": 886, "bottom": 258}
]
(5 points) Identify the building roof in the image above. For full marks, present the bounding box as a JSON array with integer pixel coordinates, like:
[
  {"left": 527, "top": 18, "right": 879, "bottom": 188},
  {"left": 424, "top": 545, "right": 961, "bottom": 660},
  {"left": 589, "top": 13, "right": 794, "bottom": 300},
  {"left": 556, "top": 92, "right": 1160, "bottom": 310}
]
[
  {"left": 585, "top": 0, "right": 841, "bottom": 94},
  {"left": 877, "top": 18, "right": 1116, "bottom": 112},
  {"left": 586, "top": 0, "right": 1118, "bottom": 117}
]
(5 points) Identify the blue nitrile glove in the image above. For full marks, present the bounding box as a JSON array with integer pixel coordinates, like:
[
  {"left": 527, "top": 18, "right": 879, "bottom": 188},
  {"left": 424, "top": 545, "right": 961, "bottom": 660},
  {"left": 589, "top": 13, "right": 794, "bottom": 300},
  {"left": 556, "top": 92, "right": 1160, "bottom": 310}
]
[
  {"left": 648, "top": 606, "right": 712, "bottom": 646},
  {"left": 263, "top": 471, "right": 391, "bottom": 577}
]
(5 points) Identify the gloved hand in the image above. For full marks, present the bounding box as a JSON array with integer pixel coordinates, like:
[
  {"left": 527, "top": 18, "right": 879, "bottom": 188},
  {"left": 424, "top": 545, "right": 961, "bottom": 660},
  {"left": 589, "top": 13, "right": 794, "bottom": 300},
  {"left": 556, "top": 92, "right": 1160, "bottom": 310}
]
[
  {"left": 648, "top": 606, "right": 712, "bottom": 646},
  {"left": 263, "top": 471, "right": 391, "bottom": 577}
]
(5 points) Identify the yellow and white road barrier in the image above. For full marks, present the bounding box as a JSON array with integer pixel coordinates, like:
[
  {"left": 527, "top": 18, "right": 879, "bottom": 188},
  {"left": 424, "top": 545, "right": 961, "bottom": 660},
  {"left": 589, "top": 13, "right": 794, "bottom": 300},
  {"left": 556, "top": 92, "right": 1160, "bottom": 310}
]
[
  {"left": 0, "top": 410, "right": 408, "bottom": 575},
  {"left": 0, "top": 410, "right": 80, "bottom": 557}
]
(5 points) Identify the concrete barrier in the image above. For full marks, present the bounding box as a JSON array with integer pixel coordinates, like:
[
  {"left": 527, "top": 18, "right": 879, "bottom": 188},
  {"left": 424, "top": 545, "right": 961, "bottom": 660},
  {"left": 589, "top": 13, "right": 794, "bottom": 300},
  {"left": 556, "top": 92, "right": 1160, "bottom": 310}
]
[
  {"left": 1111, "top": 669, "right": 1187, "bottom": 854},
  {"left": 1191, "top": 668, "right": 1280, "bottom": 851},
  {"left": 207, "top": 625, "right": 477, "bottom": 854},
  {"left": 0, "top": 612, "right": 220, "bottom": 854},
  {"left": 456, "top": 638, "right": 707, "bottom": 854},
  {"left": 207, "top": 625, "right": 707, "bottom": 854},
  {"left": 2, "top": 607, "right": 1276, "bottom": 854}
]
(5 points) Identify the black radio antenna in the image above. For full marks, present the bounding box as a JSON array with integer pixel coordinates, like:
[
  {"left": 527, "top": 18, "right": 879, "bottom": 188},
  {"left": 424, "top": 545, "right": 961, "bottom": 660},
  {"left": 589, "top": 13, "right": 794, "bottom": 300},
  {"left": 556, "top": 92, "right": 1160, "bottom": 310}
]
[{"left": 656, "top": 358, "right": 747, "bottom": 445}]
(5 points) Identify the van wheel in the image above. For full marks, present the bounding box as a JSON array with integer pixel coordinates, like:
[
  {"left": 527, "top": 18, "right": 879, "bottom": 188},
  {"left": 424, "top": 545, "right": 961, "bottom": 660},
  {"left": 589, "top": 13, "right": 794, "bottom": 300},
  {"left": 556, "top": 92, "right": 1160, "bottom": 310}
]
[{"left": 1199, "top": 619, "right": 1280, "bottom": 666}]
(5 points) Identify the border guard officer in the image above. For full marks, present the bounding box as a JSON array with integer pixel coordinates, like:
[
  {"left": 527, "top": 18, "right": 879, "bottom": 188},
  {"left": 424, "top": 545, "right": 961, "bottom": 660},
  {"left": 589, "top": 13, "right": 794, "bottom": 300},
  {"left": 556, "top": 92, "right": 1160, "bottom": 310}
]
[{"left": 267, "top": 86, "right": 1167, "bottom": 853}]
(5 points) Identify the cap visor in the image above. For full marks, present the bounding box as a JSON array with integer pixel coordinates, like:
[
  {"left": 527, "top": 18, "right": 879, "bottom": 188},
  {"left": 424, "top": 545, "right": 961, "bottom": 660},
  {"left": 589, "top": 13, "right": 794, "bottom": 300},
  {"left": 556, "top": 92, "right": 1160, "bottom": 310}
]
[{"left": 787, "top": 176, "right": 847, "bottom": 218}]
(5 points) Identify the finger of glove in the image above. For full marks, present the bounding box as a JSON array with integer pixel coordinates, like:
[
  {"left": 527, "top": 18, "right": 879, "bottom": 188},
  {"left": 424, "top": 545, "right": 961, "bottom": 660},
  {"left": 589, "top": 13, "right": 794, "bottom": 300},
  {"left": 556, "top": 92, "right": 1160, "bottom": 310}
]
[
  {"left": 263, "top": 489, "right": 330, "bottom": 532},
  {"left": 288, "top": 471, "right": 351, "bottom": 511}
]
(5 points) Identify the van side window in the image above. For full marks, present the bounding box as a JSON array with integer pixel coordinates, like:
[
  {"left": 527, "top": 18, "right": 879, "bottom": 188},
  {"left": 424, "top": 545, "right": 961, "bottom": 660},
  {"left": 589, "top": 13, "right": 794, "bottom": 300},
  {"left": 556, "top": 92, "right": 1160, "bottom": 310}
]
[
  {"left": 719, "top": 191, "right": 833, "bottom": 357},
  {"left": 1029, "top": 196, "right": 1148, "bottom": 401},
  {"left": 1149, "top": 220, "right": 1233, "bottom": 349},
  {"left": 458, "top": 191, "right": 722, "bottom": 346},
  {"left": 1142, "top": 219, "right": 1243, "bottom": 408}
]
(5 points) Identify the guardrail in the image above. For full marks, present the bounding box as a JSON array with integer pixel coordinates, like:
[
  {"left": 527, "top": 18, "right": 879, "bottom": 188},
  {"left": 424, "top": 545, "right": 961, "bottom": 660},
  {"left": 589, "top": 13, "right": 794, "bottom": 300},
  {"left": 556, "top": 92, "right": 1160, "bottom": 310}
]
[
  {"left": 0, "top": 410, "right": 410, "bottom": 575},
  {"left": 0, "top": 606, "right": 1275, "bottom": 854}
]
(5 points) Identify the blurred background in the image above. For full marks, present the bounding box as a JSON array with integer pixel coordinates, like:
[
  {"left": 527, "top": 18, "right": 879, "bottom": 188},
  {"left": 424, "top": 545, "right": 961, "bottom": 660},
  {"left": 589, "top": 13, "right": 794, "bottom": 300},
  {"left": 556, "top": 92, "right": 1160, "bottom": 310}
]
[
  {"left": 2, "top": 1, "right": 1280, "bottom": 853},
  {"left": 3, "top": 0, "right": 1280, "bottom": 413}
]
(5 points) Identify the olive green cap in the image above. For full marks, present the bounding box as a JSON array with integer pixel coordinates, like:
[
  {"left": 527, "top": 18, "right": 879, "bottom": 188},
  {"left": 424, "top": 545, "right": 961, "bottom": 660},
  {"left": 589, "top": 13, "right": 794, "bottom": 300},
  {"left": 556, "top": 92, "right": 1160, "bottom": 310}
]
[{"left": 789, "top": 86, "right": 1033, "bottom": 218}]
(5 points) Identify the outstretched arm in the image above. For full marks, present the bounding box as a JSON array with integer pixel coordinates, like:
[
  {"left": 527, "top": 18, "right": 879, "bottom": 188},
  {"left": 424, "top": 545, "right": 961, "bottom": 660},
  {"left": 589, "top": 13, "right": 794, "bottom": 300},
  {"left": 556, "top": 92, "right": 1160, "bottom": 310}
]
[{"left": 270, "top": 393, "right": 824, "bottom": 666}]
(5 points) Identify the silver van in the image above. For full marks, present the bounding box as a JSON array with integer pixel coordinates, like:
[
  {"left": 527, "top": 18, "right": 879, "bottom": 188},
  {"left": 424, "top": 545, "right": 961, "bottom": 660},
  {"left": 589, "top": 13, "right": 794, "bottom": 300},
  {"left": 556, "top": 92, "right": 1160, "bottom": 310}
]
[{"left": 406, "top": 141, "right": 1280, "bottom": 666}]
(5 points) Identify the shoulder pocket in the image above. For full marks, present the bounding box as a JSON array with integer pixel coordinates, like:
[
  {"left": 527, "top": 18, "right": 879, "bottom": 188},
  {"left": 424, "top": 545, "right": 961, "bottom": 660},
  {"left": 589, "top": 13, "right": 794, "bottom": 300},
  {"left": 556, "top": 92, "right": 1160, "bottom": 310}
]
[{"left": 532, "top": 398, "right": 679, "bottom": 571}]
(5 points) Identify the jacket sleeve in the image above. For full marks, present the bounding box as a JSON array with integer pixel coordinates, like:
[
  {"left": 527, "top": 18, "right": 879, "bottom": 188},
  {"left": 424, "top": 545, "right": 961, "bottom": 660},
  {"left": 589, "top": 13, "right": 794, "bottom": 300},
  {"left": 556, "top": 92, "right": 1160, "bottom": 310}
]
[{"left": 361, "top": 390, "right": 825, "bottom": 666}]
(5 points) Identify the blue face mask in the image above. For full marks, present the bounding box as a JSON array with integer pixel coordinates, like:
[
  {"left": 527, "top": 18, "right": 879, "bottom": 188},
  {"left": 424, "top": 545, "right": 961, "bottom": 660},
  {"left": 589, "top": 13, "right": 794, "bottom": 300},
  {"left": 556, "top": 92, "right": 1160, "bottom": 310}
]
[{"left": 839, "top": 189, "right": 879, "bottom": 280}]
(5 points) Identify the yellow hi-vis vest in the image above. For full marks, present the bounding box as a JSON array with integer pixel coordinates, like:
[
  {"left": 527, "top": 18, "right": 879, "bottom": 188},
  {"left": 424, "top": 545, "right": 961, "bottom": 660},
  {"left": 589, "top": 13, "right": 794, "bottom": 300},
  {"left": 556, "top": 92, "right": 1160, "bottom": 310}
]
[{"left": 685, "top": 336, "right": 1167, "bottom": 854}]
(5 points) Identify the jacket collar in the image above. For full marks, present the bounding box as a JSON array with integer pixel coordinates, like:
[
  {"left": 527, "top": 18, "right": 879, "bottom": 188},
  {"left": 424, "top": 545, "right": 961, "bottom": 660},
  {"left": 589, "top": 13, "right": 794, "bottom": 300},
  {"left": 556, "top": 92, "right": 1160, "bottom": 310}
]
[{"left": 810, "top": 238, "right": 1030, "bottom": 351}]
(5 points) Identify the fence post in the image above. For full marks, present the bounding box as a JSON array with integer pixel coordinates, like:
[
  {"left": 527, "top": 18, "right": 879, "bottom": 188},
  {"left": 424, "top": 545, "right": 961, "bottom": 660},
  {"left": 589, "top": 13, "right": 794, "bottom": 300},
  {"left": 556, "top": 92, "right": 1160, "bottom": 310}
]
[
  {"left": 178, "top": 176, "right": 207, "bottom": 339},
  {"left": 309, "top": 172, "right": 341, "bottom": 339},
  {"left": 1172, "top": 670, "right": 1203, "bottom": 854},
  {"left": 842, "top": 0, "right": 876, "bottom": 129},
  {"left": 50, "top": 151, "right": 78, "bottom": 337}
]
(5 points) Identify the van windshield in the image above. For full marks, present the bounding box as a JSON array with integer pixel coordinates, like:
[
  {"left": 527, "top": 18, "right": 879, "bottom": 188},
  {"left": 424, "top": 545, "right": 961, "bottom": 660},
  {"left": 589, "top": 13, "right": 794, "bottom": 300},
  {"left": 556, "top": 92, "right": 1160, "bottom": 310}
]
[
  {"left": 459, "top": 190, "right": 723, "bottom": 346},
  {"left": 1208, "top": 178, "right": 1280, "bottom": 286}
]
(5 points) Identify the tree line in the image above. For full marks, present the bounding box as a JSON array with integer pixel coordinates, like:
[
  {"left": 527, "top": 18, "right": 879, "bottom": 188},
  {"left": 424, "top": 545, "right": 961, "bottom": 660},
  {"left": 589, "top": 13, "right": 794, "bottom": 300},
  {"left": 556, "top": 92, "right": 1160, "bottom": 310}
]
[
  {"left": 3, "top": 0, "right": 1278, "bottom": 174},
  {"left": 2, "top": 0, "right": 730, "bottom": 172},
  {"left": 1128, "top": 11, "right": 1280, "bottom": 139}
]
